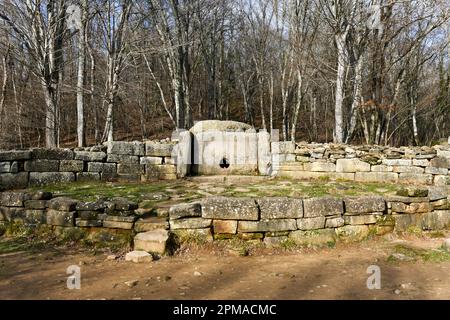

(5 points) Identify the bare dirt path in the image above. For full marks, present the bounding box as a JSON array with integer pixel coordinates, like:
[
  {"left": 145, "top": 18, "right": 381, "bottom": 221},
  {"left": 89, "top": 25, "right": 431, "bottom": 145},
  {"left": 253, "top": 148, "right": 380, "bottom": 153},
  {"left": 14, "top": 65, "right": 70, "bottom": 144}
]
[{"left": 1, "top": 236, "right": 450, "bottom": 300}]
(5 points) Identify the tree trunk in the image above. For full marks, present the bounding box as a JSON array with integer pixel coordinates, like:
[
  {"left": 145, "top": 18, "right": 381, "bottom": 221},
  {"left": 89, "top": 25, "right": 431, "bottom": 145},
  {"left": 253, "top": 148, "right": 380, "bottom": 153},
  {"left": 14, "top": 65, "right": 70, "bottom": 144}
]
[
  {"left": 345, "top": 55, "right": 363, "bottom": 144},
  {"left": 291, "top": 69, "right": 303, "bottom": 142},
  {"left": 76, "top": 1, "right": 87, "bottom": 147},
  {"left": 334, "top": 32, "right": 347, "bottom": 143}
]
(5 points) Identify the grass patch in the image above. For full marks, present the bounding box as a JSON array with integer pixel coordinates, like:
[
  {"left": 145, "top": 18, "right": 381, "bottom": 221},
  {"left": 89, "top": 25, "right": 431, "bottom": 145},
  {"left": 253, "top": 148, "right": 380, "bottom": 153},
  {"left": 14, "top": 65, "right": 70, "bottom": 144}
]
[
  {"left": 30, "top": 179, "right": 401, "bottom": 202},
  {"left": 388, "top": 244, "right": 450, "bottom": 263}
]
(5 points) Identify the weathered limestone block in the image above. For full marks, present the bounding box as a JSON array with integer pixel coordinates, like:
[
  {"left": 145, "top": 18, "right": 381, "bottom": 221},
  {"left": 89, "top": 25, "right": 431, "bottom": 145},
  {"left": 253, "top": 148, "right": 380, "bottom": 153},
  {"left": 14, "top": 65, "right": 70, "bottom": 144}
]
[
  {"left": 412, "top": 159, "right": 430, "bottom": 167},
  {"left": 258, "top": 197, "right": 303, "bottom": 219},
  {"left": 24, "top": 200, "right": 48, "bottom": 209},
  {"left": 107, "top": 141, "right": 144, "bottom": 156},
  {"left": 427, "top": 187, "right": 447, "bottom": 201},
  {"left": 355, "top": 172, "right": 398, "bottom": 183},
  {"left": 434, "top": 175, "right": 450, "bottom": 186},
  {"left": 164, "top": 157, "right": 175, "bottom": 165},
  {"left": 425, "top": 167, "right": 448, "bottom": 175},
  {"left": 238, "top": 219, "right": 297, "bottom": 232},
  {"left": 24, "top": 159, "right": 60, "bottom": 172},
  {"left": 29, "top": 172, "right": 75, "bottom": 186},
  {"left": 134, "top": 229, "right": 170, "bottom": 254},
  {"left": 24, "top": 209, "right": 46, "bottom": 224},
  {"left": 172, "top": 228, "right": 214, "bottom": 243},
  {"left": 87, "top": 162, "right": 117, "bottom": 173},
  {"left": 344, "top": 215, "right": 377, "bottom": 225},
  {"left": 282, "top": 171, "right": 355, "bottom": 181},
  {"left": 303, "top": 162, "right": 336, "bottom": 172},
  {"left": 393, "top": 214, "right": 421, "bottom": 231},
  {"left": 213, "top": 220, "right": 238, "bottom": 234},
  {"left": 134, "top": 217, "right": 169, "bottom": 232},
  {"left": 140, "top": 157, "right": 163, "bottom": 165},
  {"left": 335, "top": 225, "right": 370, "bottom": 242},
  {"left": 169, "top": 217, "right": 212, "bottom": 229},
  {"left": 289, "top": 229, "right": 337, "bottom": 246},
  {"left": 303, "top": 197, "right": 343, "bottom": 218},
  {"left": 430, "top": 157, "right": 449, "bottom": 168},
  {"left": 48, "top": 197, "right": 78, "bottom": 211},
  {"left": 271, "top": 141, "right": 295, "bottom": 154},
  {"left": 107, "top": 154, "right": 139, "bottom": 164},
  {"left": 202, "top": 197, "right": 259, "bottom": 220},
  {"left": 0, "top": 172, "right": 29, "bottom": 190},
  {"left": 77, "top": 211, "right": 100, "bottom": 220},
  {"left": 75, "top": 219, "right": 103, "bottom": 227},
  {"left": 46, "top": 209, "right": 75, "bottom": 227},
  {"left": 74, "top": 151, "right": 107, "bottom": 162},
  {"left": 169, "top": 202, "right": 202, "bottom": 220},
  {"left": 436, "top": 149, "right": 450, "bottom": 159},
  {"left": 325, "top": 216, "right": 345, "bottom": 228},
  {"left": 0, "top": 191, "right": 31, "bottom": 206},
  {"left": 76, "top": 172, "right": 100, "bottom": 182},
  {"left": 125, "top": 251, "right": 153, "bottom": 263},
  {"left": 382, "top": 159, "right": 412, "bottom": 166},
  {"left": 0, "top": 150, "right": 31, "bottom": 161},
  {"left": 145, "top": 165, "right": 176, "bottom": 177},
  {"left": 390, "top": 201, "right": 431, "bottom": 214},
  {"left": 60, "top": 160, "right": 84, "bottom": 172},
  {"left": 371, "top": 165, "right": 393, "bottom": 172},
  {"left": 296, "top": 217, "right": 326, "bottom": 230},
  {"left": 396, "top": 187, "right": 428, "bottom": 197},
  {"left": 431, "top": 199, "right": 449, "bottom": 210},
  {"left": 344, "top": 196, "right": 386, "bottom": 214},
  {"left": 238, "top": 232, "right": 264, "bottom": 240},
  {"left": 103, "top": 215, "right": 136, "bottom": 223},
  {"left": 145, "top": 142, "right": 174, "bottom": 157},
  {"left": 398, "top": 173, "right": 433, "bottom": 185},
  {"left": 103, "top": 220, "right": 134, "bottom": 230},
  {"left": 387, "top": 196, "right": 430, "bottom": 203},
  {"left": 336, "top": 158, "right": 370, "bottom": 173},
  {"left": 117, "top": 163, "right": 145, "bottom": 175},
  {"left": 392, "top": 166, "right": 424, "bottom": 174},
  {"left": 0, "top": 207, "right": 25, "bottom": 221},
  {"left": 76, "top": 200, "right": 106, "bottom": 211},
  {"left": 0, "top": 162, "right": 10, "bottom": 173},
  {"left": 421, "top": 210, "right": 450, "bottom": 230},
  {"left": 31, "top": 148, "right": 73, "bottom": 160},
  {"left": 107, "top": 198, "right": 138, "bottom": 211}
]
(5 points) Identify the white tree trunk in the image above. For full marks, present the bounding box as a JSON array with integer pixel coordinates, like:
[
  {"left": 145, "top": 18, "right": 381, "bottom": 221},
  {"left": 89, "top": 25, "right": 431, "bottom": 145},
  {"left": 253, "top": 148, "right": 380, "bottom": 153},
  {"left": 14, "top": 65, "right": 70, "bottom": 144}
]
[
  {"left": 334, "top": 32, "right": 347, "bottom": 143},
  {"left": 76, "top": 1, "right": 87, "bottom": 147}
]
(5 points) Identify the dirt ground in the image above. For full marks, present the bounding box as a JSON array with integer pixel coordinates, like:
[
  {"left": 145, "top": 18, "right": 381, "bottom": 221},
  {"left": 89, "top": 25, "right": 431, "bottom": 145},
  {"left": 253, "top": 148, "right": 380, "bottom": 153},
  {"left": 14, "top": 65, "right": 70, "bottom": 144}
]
[{"left": 1, "top": 233, "right": 450, "bottom": 300}]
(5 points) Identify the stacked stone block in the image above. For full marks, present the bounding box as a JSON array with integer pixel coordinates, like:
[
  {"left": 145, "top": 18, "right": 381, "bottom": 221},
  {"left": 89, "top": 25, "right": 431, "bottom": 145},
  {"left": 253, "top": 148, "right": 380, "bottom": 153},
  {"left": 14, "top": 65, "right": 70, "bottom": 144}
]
[
  {"left": 277, "top": 143, "right": 450, "bottom": 185},
  {"left": 0, "top": 140, "right": 178, "bottom": 190}
]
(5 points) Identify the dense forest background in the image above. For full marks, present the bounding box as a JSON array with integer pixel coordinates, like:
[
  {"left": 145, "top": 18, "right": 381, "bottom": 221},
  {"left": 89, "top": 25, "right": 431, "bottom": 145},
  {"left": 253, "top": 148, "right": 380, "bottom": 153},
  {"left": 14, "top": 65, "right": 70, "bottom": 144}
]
[{"left": 0, "top": 0, "right": 449, "bottom": 150}]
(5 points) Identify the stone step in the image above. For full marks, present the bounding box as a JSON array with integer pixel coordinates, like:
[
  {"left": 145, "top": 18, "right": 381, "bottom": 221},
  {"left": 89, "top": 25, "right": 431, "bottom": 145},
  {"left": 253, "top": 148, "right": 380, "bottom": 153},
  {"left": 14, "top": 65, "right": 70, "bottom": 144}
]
[
  {"left": 134, "top": 229, "right": 170, "bottom": 255},
  {"left": 134, "top": 217, "right": 169, "bottom": 232}
]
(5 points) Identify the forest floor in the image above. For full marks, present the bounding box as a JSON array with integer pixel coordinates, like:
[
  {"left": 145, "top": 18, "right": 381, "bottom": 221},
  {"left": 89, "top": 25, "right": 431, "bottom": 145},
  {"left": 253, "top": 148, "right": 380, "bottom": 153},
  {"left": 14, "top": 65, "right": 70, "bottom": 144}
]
[{"left": 1, "top": 231, "right": 450, "bottom": 300}]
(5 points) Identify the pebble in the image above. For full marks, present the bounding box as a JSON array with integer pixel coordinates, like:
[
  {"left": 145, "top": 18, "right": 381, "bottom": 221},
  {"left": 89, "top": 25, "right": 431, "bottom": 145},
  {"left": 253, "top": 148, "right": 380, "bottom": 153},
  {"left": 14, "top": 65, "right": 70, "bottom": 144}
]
[
  {"left": 124, "top": 280, "right": 139, "bottom": 288},
  {"left": 106, "top": 255, "right": 117, "bottom": 261},
  {"left": 194, "top": 271, "right": 202, "bottom": 277},
  {"left": 394, "top": 289, "right": 401, "bottom": 295}
]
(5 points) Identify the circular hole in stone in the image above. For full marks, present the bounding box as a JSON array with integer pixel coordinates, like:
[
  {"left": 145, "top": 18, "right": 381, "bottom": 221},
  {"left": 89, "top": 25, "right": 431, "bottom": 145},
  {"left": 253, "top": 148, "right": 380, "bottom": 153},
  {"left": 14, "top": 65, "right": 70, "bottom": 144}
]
[{"left": 219, "top": 157, "right": 230, "bottom": 169}]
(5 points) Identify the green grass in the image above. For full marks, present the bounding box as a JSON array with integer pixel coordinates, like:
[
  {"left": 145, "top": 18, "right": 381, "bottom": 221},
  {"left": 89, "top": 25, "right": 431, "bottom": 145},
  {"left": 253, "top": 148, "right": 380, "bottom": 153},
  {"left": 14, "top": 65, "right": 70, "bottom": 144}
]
[
  {"left": 388, "top": 244, "right": 450, "bottom": 263},
  {"left": 29, "top": 178, "right": 401, "bottom": 206}
]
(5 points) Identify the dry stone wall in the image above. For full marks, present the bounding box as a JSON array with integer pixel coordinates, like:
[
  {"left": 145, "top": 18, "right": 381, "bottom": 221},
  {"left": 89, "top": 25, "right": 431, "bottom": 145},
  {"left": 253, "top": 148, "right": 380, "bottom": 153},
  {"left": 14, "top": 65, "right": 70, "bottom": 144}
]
[
  {"left": 1, "top": 186, "right": 449, "bottom": 252},
  {"left": 274, "top": 142, "right": 450, "bottom": 186},
  {"left": 0, "top": 140, "right": 177, "bottom": 191}
]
